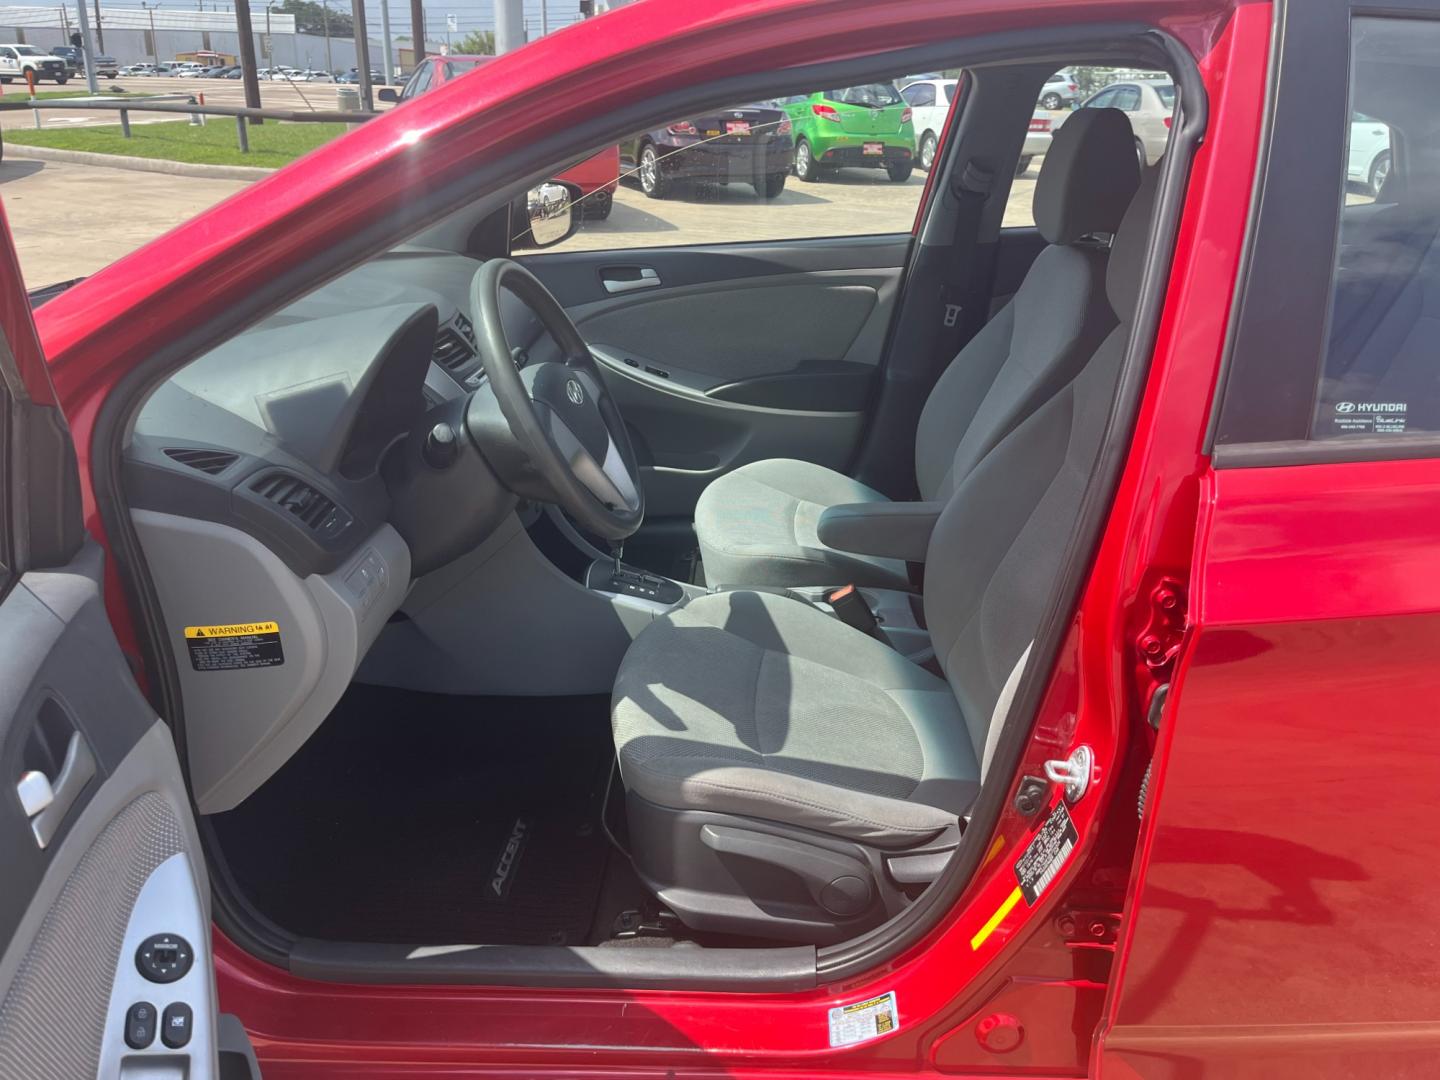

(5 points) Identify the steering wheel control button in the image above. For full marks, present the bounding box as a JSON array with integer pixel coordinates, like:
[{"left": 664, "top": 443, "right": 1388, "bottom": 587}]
[
  {"left": 423, "top": 422, "right": 460, "bottom": 468},
  {"left": 135, "top": 933, "right": 194, "bottom": 984},
  {"left": 124, "top": 1002, "right": 158, "bottom": 1049},
  {"left": 161, "top": 1002, "right": 194, "bottom": 1049}
]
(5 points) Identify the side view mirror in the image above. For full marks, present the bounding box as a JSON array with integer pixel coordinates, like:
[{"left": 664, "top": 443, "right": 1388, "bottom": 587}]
[
  {"left": 510, "top": 181, "right": 579, "bottom": 251},
  {"left": 377, "top": 87, "right": 399, "bottom": 103}
]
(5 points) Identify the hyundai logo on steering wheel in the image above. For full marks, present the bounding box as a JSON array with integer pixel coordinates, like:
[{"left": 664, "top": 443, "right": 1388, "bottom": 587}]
[{"left": 566, "top": 379, "right": 585, "bottom": 406}]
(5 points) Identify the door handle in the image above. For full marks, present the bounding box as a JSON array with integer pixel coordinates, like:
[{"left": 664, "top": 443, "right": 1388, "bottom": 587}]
[
  {"left": 601, "top": 267, "right": 662, "bottom": 294},
  {"left": 16, "top": 731, "right": 95, "bottom": 849}
]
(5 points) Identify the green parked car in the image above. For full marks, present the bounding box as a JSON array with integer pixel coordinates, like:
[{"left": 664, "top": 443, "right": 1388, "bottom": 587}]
[{"left": 777, "top": 84, "right": 916, "bottom": 183}]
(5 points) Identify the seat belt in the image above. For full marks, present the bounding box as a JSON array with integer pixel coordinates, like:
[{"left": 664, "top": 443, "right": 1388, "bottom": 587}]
[{"left": 933, "top": 157, "right": 999, "bottom": 372}]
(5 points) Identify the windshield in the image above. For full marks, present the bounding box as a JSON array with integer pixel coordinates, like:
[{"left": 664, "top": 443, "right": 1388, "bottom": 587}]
[
  {"left": 825, "top": 83, "right": 902, "bottom": 107},
  {"left": 1153, "top": 84, "right": 1176, "bottom": 108},
  {"left": 14, "top": 46, "right": 47, "bottom": 56}
]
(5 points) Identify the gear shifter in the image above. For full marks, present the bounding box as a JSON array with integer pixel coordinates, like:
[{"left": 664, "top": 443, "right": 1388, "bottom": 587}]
[{"left": 610, "top": 541, "right": 624, "bottom": 578}]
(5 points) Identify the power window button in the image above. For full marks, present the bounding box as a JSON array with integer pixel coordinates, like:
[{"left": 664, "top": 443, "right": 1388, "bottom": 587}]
[
  {"left": 124, "top": 1002, "right": 157, "bottom": 1049},
  {"left": 161, "top": 1002, "right": 193, "bottom": 1048}
]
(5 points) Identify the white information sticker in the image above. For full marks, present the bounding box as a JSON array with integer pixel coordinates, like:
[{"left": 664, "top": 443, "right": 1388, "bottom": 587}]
[{"left": 827, "top": 990, "right": 899, "bottom": 1048}]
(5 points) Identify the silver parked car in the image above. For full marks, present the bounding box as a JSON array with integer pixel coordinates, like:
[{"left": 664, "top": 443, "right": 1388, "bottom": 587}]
[
  {"left": 1038, "top": 69, "right": 1079, "bottom": 109},
  {"left": 1077, "top": 77, "right": 1175, "bottom": 165}
]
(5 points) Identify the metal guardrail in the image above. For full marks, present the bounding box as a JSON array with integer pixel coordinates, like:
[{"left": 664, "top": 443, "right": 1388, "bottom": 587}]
[{"left": 0, "top": 94, "right": 378, "bottom": 154}]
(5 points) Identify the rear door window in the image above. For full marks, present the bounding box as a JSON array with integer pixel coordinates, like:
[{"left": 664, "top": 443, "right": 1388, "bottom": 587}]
[{"left": 1214, "top": 12, "right": 1440, "bottom": 453}]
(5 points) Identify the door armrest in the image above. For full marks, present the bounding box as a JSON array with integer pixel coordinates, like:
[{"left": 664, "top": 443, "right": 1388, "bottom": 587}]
[{"left": 816, "top": 501, "right": 944, "bottom": 563}]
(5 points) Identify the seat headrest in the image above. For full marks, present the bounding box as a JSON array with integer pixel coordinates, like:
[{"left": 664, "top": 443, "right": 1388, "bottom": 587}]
[
  {"left": 1033, "top": 108, "right": 1142, "bottom": 245},
  {"left": 1106, "top": 166, "right": 1161, "bottom": 323}
]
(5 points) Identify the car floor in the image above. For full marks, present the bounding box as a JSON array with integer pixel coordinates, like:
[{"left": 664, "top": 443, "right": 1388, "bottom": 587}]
[{"left": 210, "top": 686, "right": 635, "bottom": 946}]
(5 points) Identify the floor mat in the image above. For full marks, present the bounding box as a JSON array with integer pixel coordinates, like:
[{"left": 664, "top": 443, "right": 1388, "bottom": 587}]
[{"left": 209, "top": 687, "right": 616, "bottom": 946}]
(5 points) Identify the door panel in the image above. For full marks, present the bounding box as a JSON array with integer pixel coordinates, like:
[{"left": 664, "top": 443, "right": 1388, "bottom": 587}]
[
  {"left": 522, "top": 236, "right": 909, "bottom": 516},
  {"left": 0, "top": 201, "right": 230, "bottom": 1078},
  {"left": 0, "top": 545, "right": 220, "bottom": 1079}
]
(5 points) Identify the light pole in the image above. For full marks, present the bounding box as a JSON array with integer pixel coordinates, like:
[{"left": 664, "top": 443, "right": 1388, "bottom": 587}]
[
  {"left": 141, "top": 1, "right": 161, "bottom": 64},
  {"left": 350, "top": 0, "right": 372, "bottom": 111},
  {"left": 264, "top": 1, "right": 274, "bottom": 70},
  {"left": 378, "top": 0, "right": 393, "bottom": 82},
  {"left": 74, "top": 0, "right": 99, "bottom": 93},
  {"left": 320, "top": 0, "right": 332, "bottom": 74}
]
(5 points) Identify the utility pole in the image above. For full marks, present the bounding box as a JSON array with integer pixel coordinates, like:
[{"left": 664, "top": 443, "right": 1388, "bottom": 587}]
[
  {"left": 408, "top": 0, "right": 423, "bottom": 68},
  {"left": 540, "top": 0, "right": 547, "bottom": 35},
  {"left": 263, "top": 2, "right": 273, "bottom": 69},
  {"left": 350, "top": 0, "right": 372, "bottom": 110},
  {"left": 93, "top": 0, "right": 103, "bottom": 51},
  {"left": 234, "top": 0, "right": 262, "bottom": 121},
  {"left": 73, "top": 0, "right": 99, "bottom": 92},
  {"left": 142, "top": 1, "right": 160, "bottom": 63},
  {"left": 495, "top": 0, "right": 521, "bottom": 53},
  {"left": 320, "top": 0, "right": 331, "bottom": 74},
  {"left": 378, "top": 0, "right": 393, "bottom": 82}
]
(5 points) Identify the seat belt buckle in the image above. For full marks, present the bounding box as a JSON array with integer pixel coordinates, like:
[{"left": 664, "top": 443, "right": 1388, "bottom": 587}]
[
  {"left": 943, "top": 302, "right": 962, "bottom": 328},
  {"left": 824, "top": 584, "right": 882, "bottom": 638}
]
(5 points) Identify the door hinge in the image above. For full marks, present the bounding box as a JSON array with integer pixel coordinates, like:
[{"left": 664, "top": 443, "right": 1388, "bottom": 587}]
[{"left": 1134, "top": 576, "right": 1188, "bottom": 676}]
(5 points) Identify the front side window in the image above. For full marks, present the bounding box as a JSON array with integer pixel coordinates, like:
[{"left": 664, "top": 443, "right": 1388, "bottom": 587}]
[
  {"left": 1111, "top": 85, "right": 1140, "bottom": 111},
  {"left": 902, "top": 82, "right": 936, "bottom": 108},
  {"left": 533, "top": 70, "right": 926, "bottom": 254},
  {"left": 401, "top": 60, "right": 434, "bottom": 101}
]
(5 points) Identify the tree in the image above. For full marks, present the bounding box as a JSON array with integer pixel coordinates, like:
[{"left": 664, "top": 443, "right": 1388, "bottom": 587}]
[
  {"left": 452, "top": 29, "right": 495, "bottom": 55},
  {"left": 278, "top": 0, "right": 354, "bottom": 37}
]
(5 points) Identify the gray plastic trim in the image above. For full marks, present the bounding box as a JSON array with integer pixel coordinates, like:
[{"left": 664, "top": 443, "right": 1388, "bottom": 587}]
[
  {"left": 288, "top": 938, "right": 817, "bottom": 991},
  {"left": 97, "top": 852, "right": 218, "bottom": 1080},
  {"left": 132, "top": 511, "right": 412, "bottom": 813}
]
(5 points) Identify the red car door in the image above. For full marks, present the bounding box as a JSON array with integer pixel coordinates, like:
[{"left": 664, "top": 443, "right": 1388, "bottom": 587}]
[
  {"left": 1099, "top": 2, "right": 1440, "bottom": 1074},
  {"left": 0, "top": 204, "right": 244, "bottom": 1077}
]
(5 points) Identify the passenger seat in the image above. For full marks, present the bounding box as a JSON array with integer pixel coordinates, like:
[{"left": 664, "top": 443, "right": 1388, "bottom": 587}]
[{"left": 693, "top": 108, "right": 1141, "bottom": 590}]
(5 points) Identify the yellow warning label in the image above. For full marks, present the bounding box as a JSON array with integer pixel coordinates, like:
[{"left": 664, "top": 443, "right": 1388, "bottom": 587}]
[{"left": 184, "top": 622, "right": 280, "bottom": 639}]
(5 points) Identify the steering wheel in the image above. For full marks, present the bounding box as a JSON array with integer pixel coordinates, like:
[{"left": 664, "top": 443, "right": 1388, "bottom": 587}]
[{"left": 464, "top": 259, "right": 645, "bottom": 541}]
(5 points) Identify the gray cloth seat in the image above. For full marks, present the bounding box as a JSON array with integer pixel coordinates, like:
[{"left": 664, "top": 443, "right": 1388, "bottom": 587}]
[
  {"left": 694, "top": 107, "right": 1140, "bottom": 589},
  {"left": 612, "top": 588, "right": 980, "bottom": 848},
  {"left": 691, "top": 458, "right": 911, "bottom": 591},
  {"left": 613, "top": 167, "right": 1159, "bottom": 939}
]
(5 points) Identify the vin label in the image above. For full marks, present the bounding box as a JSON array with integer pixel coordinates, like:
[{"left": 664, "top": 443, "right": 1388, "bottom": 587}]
[
  {"left": 184, "top": 622, "right": 284, "bottom": 672},
  {"left": 1014, "top": 801, "right": 1078, "bottom": 905}
]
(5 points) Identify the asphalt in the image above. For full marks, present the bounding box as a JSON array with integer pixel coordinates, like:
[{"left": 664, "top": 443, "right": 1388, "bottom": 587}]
[{"left": 0, "top": 155, "right": 248, "bottom": 289}]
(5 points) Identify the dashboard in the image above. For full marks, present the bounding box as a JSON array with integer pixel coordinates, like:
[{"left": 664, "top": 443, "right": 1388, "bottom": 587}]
[{"left": 123, "top": 248, "right": 551, "bottom": 814}]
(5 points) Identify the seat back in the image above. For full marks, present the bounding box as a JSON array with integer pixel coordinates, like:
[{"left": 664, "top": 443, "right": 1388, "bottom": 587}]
[
  {"left": 914, "top": 108, "right": 1140, "bottom": 502},
  {"left": 923, "top": 168, "right": 1159, "bottom": 769}
]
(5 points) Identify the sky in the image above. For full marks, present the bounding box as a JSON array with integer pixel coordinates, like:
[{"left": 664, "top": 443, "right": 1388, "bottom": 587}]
[{"left": 76, "top": 0, "right": 590, "bottom": 38}]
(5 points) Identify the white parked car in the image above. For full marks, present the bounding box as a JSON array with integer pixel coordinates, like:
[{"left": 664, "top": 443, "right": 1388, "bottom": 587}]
[
  {"left": 1348, "top": 113, "right": 1392, "bottom": 196},
  {"left": 1038, "top": 69, "right": 1080, "bottom": 110},
  {"left": 1078, "top": 77, "right": 1175, "bottom": 165},
  {"left": 118, "top": 62, "right": 157, "bottom": 76},
  {"left": 901, "top": 76, "right": 1066, "bottom": 176},
  {"left": 302, "top": 70, "right": 335, "bottom": 82},
  {"left": 899, "top": 78, "right": 956, "bottom": 171},
  {"left": 0, "top": 44, "right": 70, "bottom": 84}
]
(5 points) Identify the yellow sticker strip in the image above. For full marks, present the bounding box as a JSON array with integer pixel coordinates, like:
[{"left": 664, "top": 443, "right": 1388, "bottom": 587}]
[
  {"left": 970, "top": 886, "right": 1024, "bottom": 951},
  {"left": 184, "top": 622, "right": 280, "bottom": 639}
]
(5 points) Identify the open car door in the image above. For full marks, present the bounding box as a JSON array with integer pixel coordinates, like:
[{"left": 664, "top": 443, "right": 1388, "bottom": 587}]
[{"left": 0, "top": 206, "right": 242, "bottom": 1079}]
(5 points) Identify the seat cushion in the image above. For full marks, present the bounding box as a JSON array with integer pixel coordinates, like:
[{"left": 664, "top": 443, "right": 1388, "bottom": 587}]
[
  {"left": 612, "top": 590, "right": 980, "bottom": 848},
  {"left": 693, "top": 459, "right": 911, "bottom": 590}
]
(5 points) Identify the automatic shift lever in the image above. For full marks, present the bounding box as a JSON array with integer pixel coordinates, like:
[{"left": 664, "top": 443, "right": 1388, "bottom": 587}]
[{"left": 609, "top": 541, "right": 624, "bottom": 577}]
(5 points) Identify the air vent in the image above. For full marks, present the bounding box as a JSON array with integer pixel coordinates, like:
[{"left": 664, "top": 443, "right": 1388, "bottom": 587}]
[
  {"left": 250, "top": 472, "right": 353, "bottom": 539},
  {"left": 163, "top": 447, "right": 239, "bottom": 475},
  {"left": 433, "top": 316, "right": 476, "bottom": 370}
]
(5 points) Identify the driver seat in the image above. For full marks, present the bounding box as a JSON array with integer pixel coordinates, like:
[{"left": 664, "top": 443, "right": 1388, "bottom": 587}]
[
  {"left": 693, "top": 108, "right": 1139, "bottom": 590},
  {"left": 612, "top": 167, "right": 1158, "bottom": 943}
]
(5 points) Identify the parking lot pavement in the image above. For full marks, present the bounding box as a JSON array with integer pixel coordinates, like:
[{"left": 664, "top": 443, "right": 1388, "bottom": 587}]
[
  {"left": 0, "top": 156, "right": 247, "bottom": 288},
  {"left": 564, "top": 165, "right": 1040, "bottom": 251}
]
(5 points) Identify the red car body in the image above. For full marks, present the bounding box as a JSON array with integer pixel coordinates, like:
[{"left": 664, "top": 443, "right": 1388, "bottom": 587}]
[
  {"left": 2, "top": 0, "right": 1437, "bottom": 1077},
  {"left": 401, "top": 53, "right": 621, "bottom": 215}
]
